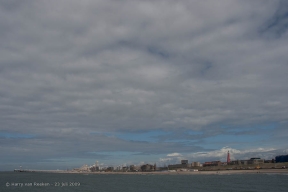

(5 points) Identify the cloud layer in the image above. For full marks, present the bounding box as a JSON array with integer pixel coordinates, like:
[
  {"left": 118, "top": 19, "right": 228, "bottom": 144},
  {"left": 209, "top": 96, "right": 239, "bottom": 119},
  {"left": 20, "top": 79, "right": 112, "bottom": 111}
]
[{"left": 1, "top": 0, "right": 288, "bottom": 170}]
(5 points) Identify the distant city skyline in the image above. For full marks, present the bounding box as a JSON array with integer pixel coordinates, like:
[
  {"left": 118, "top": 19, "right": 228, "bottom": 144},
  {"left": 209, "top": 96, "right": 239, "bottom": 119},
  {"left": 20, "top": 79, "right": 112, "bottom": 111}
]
[{"left": 1, "top": 0, "right": 288, "bottom": 171}]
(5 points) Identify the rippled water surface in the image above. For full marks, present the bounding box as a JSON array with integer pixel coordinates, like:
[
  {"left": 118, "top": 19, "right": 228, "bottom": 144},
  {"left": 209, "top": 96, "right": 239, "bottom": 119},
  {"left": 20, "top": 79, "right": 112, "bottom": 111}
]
[{"left": 1, "top": 172, "right": 288, "bottom": 192}]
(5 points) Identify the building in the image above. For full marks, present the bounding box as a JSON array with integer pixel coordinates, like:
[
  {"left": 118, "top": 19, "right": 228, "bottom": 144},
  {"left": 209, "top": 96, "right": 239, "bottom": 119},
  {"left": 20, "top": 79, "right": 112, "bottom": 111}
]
[
  {"left": 140, "top": 164, "right": 155, "bottom": 172},
  {"left": 78, "top": 164, "right": 90, "bottom": 172},
  {"left": 181, "top": 160, "right": 188, "bottom": 165},
  {"left": 168, "top": 164, "right": 191, "bottom": 170},
  {"left": 90, "top": 166, "right": 100, "bottom": 172},
  {"left": 129, "top": 165, "right": 138, "bottom": 172},
  {"left": 248, "top": 158, "right": 264, "bottom": 164},
  {"left": 229, "top": 158, "right": 264, "bottom": 165},
  {"left": 105, "top": 167, "right": 114, "bottom": 172},
  {"left": 230, "top": 160, "right": 247, "bottom": 165},
  {"left": 203, "top": 161, "right": 221, "bottom": 167},
  {"left": 275, "top": 155, "right": 288, "bottom": 163},
  {"left": 168, "top": 160, "right": 191, "bottom": 170},
  {"left": 264, "top": 159, "right": 275, "bottom": 163},
  {"left": 191, "top": 162, "right": 201, "bottom": 167},
  {"left": 90, "top": 161, "right": 100, "bottom": 172}
]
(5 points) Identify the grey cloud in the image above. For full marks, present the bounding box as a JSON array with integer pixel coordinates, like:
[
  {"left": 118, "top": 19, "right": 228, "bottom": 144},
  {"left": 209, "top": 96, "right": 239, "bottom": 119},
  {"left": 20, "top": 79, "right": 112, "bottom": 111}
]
[
  {"left": 1, "top": 0, "right": 288, "bottom": 170},
  {"left": 259, "top": 0, "right": 288, "bottom": 38}
]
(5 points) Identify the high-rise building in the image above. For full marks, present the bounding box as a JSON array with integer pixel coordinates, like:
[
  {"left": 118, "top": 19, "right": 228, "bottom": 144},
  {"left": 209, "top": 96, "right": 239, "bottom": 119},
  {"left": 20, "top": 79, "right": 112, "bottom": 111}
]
[{"left": 275, "top": 155, "right": 288, "bottom": 163}]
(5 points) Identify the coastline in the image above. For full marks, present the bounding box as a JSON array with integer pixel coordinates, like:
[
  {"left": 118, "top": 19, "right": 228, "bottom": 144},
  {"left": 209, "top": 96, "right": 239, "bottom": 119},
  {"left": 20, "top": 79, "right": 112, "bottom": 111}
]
[
  {"left": 83, "top": 169, "right": 288, "bottom": 175},
  {"left": 13, "top": 169, "right": 288, "bottom": 175}
]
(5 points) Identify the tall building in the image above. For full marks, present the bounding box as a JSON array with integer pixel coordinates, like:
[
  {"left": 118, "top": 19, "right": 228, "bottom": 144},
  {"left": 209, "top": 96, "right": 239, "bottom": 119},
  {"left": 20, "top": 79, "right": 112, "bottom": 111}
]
[
  {"left": 227, "top": 151, "right": 230, "bottom": 164},
  {"left": 275, "top": 155, "right": 288, "bottom": 163}
]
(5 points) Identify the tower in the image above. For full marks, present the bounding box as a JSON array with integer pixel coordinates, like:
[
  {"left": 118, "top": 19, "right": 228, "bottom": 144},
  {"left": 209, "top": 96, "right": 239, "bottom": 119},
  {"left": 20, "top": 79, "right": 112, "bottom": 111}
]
[{"left": 227, "top": 151, "right": 230, "bottom": 164}]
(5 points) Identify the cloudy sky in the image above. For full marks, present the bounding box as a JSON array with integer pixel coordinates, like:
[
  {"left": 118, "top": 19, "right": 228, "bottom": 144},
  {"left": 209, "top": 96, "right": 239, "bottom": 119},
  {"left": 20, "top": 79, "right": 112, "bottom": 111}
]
[{"left": 1, "top": 0, "right": 288, "bottom": 170}]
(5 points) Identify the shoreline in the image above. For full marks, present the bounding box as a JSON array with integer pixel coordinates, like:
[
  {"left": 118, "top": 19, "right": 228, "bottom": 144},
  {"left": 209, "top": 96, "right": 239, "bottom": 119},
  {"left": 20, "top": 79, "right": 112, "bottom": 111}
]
[
  {"left": 13, "top": 169, "right": 288, "bottom": 175},
  {"left": 80, "top": 169, "right": 288, "bottom": 175}
]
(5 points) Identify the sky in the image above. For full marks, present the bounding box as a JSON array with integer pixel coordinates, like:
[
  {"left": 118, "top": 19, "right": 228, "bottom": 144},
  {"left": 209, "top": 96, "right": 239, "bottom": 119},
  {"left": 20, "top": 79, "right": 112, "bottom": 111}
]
[{"left": 1, "top": 0, "right": 288, "bottom": 171}]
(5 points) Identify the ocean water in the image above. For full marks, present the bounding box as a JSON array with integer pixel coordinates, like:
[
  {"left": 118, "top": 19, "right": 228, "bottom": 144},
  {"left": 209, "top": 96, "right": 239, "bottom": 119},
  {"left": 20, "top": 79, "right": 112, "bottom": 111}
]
[{"left": 1, "top": 172, "right": 288, "bottom": 192}]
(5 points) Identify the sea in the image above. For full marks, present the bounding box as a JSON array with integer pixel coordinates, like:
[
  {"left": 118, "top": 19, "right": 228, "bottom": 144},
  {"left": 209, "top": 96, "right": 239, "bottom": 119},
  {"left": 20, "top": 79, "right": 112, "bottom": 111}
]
[{"left": 1, "top": 172, "right": 288, "bottom": 192}]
